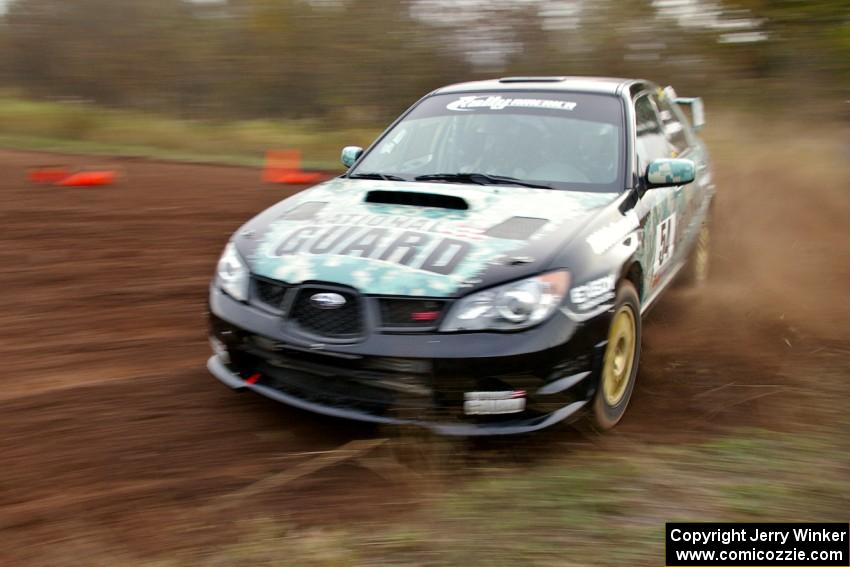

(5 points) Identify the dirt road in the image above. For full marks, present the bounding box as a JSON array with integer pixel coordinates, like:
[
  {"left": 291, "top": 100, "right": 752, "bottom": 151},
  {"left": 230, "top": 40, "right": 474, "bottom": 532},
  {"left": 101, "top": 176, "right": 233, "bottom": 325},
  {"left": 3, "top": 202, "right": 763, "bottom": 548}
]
[{"left": 0, "top": 146, "right": 847, "bottom": 564}]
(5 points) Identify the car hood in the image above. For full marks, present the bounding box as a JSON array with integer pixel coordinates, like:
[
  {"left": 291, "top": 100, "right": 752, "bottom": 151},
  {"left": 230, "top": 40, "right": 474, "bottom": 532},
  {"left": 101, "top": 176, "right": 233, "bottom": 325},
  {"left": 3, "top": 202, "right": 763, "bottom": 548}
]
[{"left": 242, "top": 178, "right": 616, "bottom": 298}]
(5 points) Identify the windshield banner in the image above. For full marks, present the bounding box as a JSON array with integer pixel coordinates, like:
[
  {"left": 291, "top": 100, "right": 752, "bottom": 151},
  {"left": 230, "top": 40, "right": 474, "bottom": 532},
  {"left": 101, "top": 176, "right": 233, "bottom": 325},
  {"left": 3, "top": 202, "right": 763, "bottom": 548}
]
[{"left": 447, "top": 95, "right": 577, "bottom": 112}]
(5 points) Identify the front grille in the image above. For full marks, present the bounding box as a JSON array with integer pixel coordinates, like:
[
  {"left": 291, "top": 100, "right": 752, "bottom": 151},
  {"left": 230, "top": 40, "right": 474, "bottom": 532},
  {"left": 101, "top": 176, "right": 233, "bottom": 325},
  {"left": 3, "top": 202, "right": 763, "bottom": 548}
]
[
  {"left": 253, "top": 277, "right": 289, "bottom": 310},
  {"left": 379, "top": 298, "right": 446, "bottom": 328},
  {"left": 289, "top": 286, "right": 363, "bottom": 339}
]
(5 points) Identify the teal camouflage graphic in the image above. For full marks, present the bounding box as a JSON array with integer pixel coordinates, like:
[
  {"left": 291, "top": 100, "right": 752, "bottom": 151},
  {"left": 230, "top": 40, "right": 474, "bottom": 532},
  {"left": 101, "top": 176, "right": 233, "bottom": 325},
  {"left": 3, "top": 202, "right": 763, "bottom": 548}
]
[
  {"left": 251, "top": 178, "right": 616, "bottom": 297},
  {"left": 646, "top": 158, "right": 696, "bottom": 185}
]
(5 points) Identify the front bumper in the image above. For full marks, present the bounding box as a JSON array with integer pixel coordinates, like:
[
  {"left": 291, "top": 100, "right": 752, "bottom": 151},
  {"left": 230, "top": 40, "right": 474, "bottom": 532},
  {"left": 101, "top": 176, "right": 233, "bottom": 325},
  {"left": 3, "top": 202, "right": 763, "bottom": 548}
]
[
  {"left": 208, "top": 286, "right": 611, "bottom": 436},
  {"left": 208, "top": 355, "right": 590, "bottom": 436}
]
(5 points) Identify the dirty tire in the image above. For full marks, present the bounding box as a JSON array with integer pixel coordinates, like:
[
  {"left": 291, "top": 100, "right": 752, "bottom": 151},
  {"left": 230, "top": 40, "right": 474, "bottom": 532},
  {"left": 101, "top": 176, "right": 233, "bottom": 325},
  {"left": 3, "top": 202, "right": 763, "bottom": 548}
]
[{"left": 592, "top": 280, "right": 641, "bottom": 430}]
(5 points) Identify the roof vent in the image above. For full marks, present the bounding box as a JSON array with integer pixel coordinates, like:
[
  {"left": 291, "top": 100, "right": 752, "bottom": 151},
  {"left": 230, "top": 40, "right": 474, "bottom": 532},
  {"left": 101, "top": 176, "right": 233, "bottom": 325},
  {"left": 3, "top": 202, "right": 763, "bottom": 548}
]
[
  {"left": 365, "top": 190, "right": 468, "bottom": 210},
  {"left": 498, "top": 76, "right": 566, "bottom": 83}
]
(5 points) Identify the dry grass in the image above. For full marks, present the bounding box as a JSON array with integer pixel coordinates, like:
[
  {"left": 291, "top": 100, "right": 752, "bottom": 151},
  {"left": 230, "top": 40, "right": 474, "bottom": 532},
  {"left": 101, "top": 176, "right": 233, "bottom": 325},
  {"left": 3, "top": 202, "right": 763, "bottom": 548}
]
[{"left": 0, "top": 96, "right": 379, "bottom": 169}]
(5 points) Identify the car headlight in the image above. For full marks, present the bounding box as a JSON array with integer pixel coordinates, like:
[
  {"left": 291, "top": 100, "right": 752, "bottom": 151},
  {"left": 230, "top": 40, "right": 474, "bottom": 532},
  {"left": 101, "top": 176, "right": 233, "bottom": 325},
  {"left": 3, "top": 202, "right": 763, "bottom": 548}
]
[
  {"left": 216, "top": 242, "right": 249, "bottom": 301},
  {"left": 440, "top": 270, "right": 569, "bottom": 332}
]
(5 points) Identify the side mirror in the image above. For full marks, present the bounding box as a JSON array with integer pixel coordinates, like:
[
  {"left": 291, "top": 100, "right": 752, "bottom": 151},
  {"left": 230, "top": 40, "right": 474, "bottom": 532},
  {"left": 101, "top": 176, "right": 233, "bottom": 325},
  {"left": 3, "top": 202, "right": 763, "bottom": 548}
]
[
  {"left": 646, "top": 158, "right": 696, "bottom": 188},
  {"left": 341, "top": 146, "right": 364, "bottom": 168}
]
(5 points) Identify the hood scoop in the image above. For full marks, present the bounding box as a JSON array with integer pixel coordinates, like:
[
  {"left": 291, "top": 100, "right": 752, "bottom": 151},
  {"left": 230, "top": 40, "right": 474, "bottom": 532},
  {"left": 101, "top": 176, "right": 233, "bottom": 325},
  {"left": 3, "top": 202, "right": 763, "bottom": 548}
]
[{"left": 365, "top": 190, "right": 469, "bottom": 211}]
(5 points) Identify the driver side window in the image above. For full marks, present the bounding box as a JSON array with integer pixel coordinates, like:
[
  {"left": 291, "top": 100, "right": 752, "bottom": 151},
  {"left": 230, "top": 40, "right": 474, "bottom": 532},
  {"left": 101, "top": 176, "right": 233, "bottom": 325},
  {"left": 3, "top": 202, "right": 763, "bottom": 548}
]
[
  {"left": 654, "top": 94, "right": 690, "bottom": 155},
  {"left": 634, "top": 94, "right": 670, "bottom": 172}
]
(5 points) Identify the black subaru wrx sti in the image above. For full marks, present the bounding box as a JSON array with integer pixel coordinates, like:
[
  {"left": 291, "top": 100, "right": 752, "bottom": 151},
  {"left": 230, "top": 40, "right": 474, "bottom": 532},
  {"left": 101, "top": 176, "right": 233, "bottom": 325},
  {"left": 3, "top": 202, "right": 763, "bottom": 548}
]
[{"left": 208, "top": 76, "right": 714, "bottom": 435}]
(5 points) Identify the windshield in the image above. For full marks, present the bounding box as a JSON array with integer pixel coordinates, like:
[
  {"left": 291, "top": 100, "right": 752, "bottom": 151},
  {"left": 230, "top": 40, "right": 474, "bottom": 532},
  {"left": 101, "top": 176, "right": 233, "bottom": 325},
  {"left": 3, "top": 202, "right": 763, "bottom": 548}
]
[{"left": 351, "top": 91, "right": 624, "bottom": 192}]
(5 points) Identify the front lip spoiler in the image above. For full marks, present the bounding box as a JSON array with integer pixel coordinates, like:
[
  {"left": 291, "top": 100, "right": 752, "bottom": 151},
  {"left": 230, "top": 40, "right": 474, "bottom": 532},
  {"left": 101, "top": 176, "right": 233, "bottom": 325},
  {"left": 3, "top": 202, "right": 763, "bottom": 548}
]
[{"left": 207, "top": 355, "right": 588, "bottom": 436}]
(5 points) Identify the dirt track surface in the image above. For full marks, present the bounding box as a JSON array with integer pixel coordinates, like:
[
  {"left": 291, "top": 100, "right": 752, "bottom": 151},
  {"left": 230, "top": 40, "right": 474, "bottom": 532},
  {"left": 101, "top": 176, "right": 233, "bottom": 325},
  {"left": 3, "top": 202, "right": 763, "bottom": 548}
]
[{"left": 0, "top": 148, "right": 848, "bottom": 564}]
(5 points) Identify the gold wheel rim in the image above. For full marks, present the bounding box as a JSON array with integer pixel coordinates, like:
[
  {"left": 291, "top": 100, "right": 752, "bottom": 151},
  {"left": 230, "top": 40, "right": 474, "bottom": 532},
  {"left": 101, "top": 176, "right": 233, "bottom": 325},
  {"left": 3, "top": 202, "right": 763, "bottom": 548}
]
[
  {"left": 694, "top": 224, "right": 710, "bottom": 283},
  {"left": 602, "top": 305, "right": 637, "bottom": 406}
]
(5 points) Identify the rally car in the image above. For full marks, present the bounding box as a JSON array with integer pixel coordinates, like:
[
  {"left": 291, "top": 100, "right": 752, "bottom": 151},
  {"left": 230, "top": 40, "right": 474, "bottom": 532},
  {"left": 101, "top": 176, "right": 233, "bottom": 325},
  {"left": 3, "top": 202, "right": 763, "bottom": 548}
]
[{"left": 207, "top": 76, "right": 714, "bottom": 435}]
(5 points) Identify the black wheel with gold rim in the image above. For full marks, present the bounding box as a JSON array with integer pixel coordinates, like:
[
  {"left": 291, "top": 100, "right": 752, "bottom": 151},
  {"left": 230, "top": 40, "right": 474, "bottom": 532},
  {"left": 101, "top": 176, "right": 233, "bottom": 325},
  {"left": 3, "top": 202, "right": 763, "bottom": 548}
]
[{"left": 592, "top": 281, "right": 641, "bottom": 430}]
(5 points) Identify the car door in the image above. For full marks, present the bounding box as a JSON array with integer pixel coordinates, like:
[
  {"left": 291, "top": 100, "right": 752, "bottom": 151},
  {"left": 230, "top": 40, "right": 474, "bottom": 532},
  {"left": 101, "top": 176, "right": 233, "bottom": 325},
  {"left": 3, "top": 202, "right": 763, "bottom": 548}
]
[
  {"left": 632, "top": 91, "right": 684, "bottom": 296},
  {"left": 654, "top": 90, "right": 705, "bottom": 258}
]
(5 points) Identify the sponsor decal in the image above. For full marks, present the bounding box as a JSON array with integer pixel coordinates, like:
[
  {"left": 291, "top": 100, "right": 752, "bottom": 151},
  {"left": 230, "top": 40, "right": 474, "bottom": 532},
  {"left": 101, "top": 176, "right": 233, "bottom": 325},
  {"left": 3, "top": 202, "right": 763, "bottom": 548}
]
[
  {"left": 652, "top": 213, "right": 676, "bottom": 273},
  {"left": 270, "top": 220, "right": 473, "bottom": 276},
  {"left": 586, "top": 211, "right": 639, "bottom": 254},
  {"left": 447, "top": 95, "right": 577, "bottom": 112},
  {"left": 570, "top": 274, "right": 616, "bottom": 310}
]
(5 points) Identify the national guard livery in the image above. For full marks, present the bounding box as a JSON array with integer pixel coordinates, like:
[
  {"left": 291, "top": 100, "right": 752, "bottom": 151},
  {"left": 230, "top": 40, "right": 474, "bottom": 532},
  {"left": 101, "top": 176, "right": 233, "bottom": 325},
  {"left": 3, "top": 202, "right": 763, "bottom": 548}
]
[{"left": 208, "top": 76, "right": 714, "bottom": 435}]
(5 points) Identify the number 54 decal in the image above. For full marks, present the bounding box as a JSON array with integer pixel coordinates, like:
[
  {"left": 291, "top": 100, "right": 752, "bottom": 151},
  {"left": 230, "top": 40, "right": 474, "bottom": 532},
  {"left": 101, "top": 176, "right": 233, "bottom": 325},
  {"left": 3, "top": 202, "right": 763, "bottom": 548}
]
[{"left": 653, "top": 213, "right": 676, "bottom": 273}]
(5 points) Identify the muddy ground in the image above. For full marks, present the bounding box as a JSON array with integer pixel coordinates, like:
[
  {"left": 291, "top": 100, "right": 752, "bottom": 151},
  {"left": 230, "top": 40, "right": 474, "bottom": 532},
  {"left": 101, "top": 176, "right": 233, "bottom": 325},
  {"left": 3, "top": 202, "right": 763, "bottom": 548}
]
[{"left": 0, "top": 147, "right": 847, "bottom": 565}]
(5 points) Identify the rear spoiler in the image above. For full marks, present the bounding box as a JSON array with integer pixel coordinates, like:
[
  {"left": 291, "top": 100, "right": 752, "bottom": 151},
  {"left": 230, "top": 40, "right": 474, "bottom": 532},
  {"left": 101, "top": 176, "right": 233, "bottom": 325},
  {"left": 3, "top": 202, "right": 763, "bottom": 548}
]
[{"left": 662, "top": 86, "right": 705, "bottom": 131}]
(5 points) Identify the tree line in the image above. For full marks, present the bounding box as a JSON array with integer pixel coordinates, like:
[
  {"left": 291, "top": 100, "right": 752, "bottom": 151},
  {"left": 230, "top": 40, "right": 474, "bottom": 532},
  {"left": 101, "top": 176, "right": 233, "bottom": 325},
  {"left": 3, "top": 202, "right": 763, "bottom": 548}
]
[{"left": 0, "top": 0, "right": 846, "bottom": 123}]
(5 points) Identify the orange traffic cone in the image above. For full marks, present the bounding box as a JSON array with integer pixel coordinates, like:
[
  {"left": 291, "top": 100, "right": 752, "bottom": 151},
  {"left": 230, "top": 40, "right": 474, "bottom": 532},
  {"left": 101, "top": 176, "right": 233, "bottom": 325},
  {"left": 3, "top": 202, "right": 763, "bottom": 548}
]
[
  {"left": 57, "top": 170, "right": 117, "bottom": 187},
  {"left": 262, "top": 149, "right": 325, "bottom": 185},
  {"left": 29, "top": 165, "right": 119, "bottom": 186},
  {"left": 29, "top": 166, "right": 71, "bottom": 184}
]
